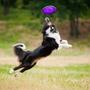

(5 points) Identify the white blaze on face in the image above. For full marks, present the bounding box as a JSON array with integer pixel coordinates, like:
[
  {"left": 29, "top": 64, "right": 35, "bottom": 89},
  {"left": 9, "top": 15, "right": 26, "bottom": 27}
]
[{"left": 46, "top": 27, "right": 61, "bottom": 46}]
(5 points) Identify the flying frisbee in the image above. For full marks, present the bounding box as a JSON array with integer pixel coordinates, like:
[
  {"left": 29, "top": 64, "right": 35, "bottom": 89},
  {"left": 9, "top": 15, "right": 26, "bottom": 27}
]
[{"left": 42, "top": 5, "right": 57, "bottom": 15}]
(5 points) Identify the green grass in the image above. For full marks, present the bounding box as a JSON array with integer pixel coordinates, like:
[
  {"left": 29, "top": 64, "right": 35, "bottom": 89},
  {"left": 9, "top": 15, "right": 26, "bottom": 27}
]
[{"left": 0, "top": 64, "right": 90, "bottom": 90}]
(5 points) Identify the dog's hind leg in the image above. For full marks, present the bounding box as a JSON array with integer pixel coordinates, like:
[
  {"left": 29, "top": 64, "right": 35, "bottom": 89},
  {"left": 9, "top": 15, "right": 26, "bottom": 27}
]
[
  {"left": 9, "top": 64, "right": 23, "bottom": 74},
  {"left": 20, "top": 62, "right": 36, "bottom": 73},
  {"left": 13, "top": 64, "right": 23, "bottom": 71}
]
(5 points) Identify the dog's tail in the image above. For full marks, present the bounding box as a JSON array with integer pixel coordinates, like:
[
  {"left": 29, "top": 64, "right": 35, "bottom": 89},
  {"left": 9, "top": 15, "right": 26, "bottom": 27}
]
[{"left": 13, "top": 43, "right": 26, "bottom": 62}]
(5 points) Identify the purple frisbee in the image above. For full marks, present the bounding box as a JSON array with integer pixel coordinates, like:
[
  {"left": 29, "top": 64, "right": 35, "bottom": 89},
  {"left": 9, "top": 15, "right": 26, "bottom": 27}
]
[{"left": 42, "top": 5, "right": 57, "bottom": 15}]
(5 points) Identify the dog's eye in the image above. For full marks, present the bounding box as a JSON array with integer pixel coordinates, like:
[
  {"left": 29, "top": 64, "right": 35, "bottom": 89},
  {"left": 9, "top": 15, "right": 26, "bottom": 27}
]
[
  {"left": 52, "top": 27, "right": 54, "bottom": 29},
  {"left": 50, "top": 29, "right": 53, "bottom": 32},
  {"left": 50, "top": 28, "right": 56, "bottom": 33}
]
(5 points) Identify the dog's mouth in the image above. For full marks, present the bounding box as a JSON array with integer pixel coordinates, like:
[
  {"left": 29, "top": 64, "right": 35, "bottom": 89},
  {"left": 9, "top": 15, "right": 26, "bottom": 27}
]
[{"left": 45, "top": 17, "right": 52, "bottom": 26}]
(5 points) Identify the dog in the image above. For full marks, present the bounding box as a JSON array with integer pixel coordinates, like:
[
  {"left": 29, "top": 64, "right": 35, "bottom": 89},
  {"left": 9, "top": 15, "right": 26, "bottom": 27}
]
[{"left": 9, "top": 17, "right": 72, "bottom": 74}]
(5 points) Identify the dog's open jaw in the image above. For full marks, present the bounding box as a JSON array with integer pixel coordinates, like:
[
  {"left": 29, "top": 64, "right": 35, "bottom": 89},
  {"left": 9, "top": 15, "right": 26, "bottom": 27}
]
[{"left": 13, "top": 43, "right": 26, "bottom": 50}]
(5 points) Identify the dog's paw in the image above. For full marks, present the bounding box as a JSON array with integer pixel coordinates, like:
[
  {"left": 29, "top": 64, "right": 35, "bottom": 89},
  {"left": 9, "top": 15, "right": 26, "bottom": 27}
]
[
  {"left": 9, "top": 68, "right": 15, "bottom": 74},
  {"left": 68, "top": 44, "right": 72, "bottom": 48}
]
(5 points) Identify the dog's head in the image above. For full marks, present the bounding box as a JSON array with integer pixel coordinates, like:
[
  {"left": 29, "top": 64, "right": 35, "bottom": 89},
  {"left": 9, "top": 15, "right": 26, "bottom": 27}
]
[{"left": 42, "top": 17, "right": 57, "bottom": 37}]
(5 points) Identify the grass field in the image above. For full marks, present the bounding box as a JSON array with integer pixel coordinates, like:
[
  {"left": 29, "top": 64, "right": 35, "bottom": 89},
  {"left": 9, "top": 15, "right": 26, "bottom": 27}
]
[{"left": 0, "top": 64, "right": 90, "bottom": 90}]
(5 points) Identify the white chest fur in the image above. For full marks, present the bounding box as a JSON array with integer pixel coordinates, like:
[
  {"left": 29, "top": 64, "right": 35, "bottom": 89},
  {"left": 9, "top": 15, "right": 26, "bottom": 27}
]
[{"left": 46, "top": 27, "right": 72, "bottom": 49}]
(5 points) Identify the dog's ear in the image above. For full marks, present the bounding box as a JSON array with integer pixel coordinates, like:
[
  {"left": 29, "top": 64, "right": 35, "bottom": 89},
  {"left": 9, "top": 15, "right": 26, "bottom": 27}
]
[{"left": 43, "top": 25, "right": 49, "bottom": 31}]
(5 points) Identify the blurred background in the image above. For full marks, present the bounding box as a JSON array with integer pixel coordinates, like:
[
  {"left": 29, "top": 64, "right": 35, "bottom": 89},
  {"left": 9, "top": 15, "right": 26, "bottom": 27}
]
[
  {"left": 0, "top": 1, "right": 90, "bottom": 90},
  {"left": 0, "top": 0, "right": 90, "bottom": 56}
]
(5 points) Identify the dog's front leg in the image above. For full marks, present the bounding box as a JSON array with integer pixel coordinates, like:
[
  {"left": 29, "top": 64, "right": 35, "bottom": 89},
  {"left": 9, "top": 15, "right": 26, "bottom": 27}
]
[{"left": 20, "top": 62, "right": 36, "bottom": 73}]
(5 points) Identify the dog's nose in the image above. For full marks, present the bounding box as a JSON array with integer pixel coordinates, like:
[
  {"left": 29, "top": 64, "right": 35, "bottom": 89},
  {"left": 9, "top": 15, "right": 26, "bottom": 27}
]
[
  {"left": 45, "top": 17, "right": 52, "bottom": 26},
  {"left": 45, "top": 17, "right": 50, "bottom": 22}
]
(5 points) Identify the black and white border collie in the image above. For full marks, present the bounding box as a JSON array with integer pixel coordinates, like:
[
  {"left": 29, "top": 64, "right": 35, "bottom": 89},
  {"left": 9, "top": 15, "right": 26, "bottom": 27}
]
[{"left": 9, "top": 17, "right": 72, "bottom": 74}]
